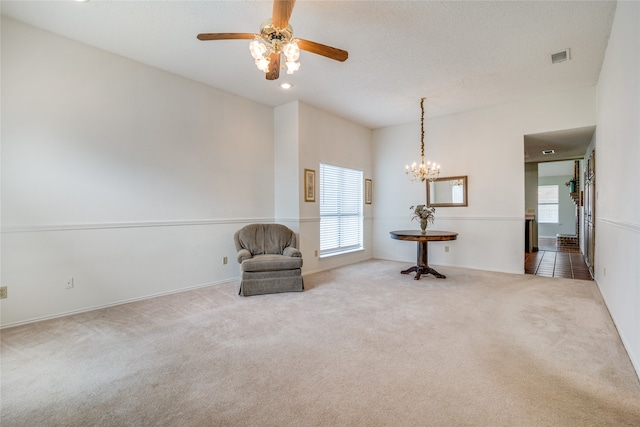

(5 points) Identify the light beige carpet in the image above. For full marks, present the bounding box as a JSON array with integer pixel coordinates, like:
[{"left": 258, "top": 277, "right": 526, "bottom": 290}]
[{"left": 2, "top": 260, "right": 640, "bottom": 426}]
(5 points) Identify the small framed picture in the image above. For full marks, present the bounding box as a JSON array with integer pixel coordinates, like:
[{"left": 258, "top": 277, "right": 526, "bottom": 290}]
[
  {"left": 365, "top": 179, "right": 372, "bottom": 204},
  {"left": 304, "top": 169, "right": 316, "bottom": 202}
]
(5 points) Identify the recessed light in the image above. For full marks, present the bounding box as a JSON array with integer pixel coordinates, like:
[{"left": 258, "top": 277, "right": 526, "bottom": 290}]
[
  {"left": 280, "top": 83, "right": 293, "bottom": 89},
  {"left": 542, "top": 149, "right": 555, "bottom": 155}
]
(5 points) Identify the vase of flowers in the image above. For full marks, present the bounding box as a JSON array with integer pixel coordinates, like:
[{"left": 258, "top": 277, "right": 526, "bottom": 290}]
[{"left": 410, "top": 204, "right": 436, "bottom": 232}]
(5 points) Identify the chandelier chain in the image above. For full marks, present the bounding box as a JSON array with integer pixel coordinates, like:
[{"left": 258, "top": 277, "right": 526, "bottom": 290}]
[{"left": 420, "top": 97, "right": 425, "bottom": 160}]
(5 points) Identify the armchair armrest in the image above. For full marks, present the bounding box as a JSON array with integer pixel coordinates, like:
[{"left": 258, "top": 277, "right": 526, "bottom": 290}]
[
  {"left": 283, "top": 247, "right": 302, "bottom": 258},
  {"left": 237, "top": 249, "right": 252, "bottom": 263}
]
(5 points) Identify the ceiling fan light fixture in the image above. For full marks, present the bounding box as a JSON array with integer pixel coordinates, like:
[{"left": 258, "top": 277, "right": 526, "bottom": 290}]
[
  {"left": 256, "top": 57, "right": 270, "bottom": 73},
  {"left": 248, "top": 38, "right": 301, "bottom": 75},
  {"left": 249, "top": 39, "right": 272, "bottom": 73},
  {"left": 283, "top": 40, "right": 301, "bottom": 74},
  {"left": 249, "top": 39, "right": 267, "bottom": 60},
  {"left": 285, "top": 60, "right": 300, "bottom": 74},
  {"left": 283, "top": 41, "right": 300, "bottom": 61}
]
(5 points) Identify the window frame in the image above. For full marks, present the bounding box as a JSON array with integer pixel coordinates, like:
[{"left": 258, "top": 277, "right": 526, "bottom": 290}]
[
  {"left": 319, "top": 163, "right": 364, "bottom": 258},
  {"left": 538, "top": 184, "right": 559, "bottom": 224}
]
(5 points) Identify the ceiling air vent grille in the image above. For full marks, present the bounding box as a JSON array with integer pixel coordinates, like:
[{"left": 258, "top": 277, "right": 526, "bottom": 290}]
[{"left": 551, "top": 49, "right": 571, "bottom": 64}]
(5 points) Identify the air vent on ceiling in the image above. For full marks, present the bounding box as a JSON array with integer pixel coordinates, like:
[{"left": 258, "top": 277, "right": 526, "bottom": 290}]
[
  {"left": 551, "top": 49, "right": 571, "bottom": 64},
  {"left": 542, "top": 149, "right": 555, "bottom": 155}
]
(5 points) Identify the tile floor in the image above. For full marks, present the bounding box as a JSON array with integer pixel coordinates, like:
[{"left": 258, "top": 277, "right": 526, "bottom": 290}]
[{"left": 525, "top": 237, "right": 593, "bottom": 281}]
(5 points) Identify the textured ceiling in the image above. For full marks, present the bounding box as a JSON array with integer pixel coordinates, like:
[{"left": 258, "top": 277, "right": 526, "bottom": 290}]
[
  {"left": 1, "top": 0, "right": 616, "bottom": 130},
  {"left": 524, "top": 126, "right": 596, "bottom": 164}
]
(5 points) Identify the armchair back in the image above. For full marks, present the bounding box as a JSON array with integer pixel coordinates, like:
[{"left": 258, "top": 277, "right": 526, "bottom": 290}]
[{"left": 234, "top": 224, "right": 298, "bottom": 256}]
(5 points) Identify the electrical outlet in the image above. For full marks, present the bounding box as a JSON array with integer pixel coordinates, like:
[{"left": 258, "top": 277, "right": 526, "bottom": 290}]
[
  {"left": 222, "top": 256, "right": 228, "bottom": 265},
  {"left": 444, "top": 246, "right": 450, "bottom": 253},
  {"left": 65, "top": 277, "right": 74, "bottom": 289},
  {"left": 0, "top": 286, "right": 7, "bottom": 299}
]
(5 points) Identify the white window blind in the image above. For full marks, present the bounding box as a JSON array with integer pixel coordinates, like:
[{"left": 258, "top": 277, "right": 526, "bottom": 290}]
[
  {"left": 538, "top": 185, "right": 559, "bottom": 223},
  {"left": 319, "top": 163, "right": 363, "bottom": 257}
]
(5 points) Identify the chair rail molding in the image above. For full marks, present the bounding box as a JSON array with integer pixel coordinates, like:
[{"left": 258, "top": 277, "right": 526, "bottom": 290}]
[{"left": 1, "top": 218, "right": 276, "bottom": 234}]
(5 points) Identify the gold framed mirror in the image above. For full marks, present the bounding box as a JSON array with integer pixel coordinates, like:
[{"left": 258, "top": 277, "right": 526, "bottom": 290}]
[{"left": 427, "top": 176, "right": 468, "bottom": 207}]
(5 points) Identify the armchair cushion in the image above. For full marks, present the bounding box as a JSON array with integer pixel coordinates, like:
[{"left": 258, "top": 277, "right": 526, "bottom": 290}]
[{"left": 241, "top": 254, "right": 303, "bottom": 272}]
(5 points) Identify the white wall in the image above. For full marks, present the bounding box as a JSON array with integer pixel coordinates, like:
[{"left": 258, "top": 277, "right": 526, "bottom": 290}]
[
  {"left": 593, "top": 0, "right": 640, "bottom": 374},
  {"left": 373, "top": 87, "right": 597, "bottom": 274},
  {"left": 297, "top": 102, "right": 374, "bottom": 274},
  {"left": 274, "top": 101, "right": 300, "bottom": 233},
  {"left": 1, "top": 18, "right": 275, "bottom": 326}
]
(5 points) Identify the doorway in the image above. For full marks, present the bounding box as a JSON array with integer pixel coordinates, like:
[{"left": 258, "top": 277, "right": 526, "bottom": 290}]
[
  {"left": 523, "top": 126, "right": 596, "bottom": 280},
  {"left": 524, "top": 161, "right": 592, "bottom": 280}
]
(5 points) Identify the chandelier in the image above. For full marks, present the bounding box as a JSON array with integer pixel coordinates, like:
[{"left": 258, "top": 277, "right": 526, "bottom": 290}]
[
  {"left": 249, "top": 20, "right": 300, "bottom": 75},
  {"left": 405, "top": 97, "right": 440, "bottom": 182}
]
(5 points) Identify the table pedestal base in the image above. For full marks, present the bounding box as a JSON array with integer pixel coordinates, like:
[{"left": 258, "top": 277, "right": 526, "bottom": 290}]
[
  {"left": 401, "top": 265, "right": 447, "bottom": 280},
  {"left": 390, "top": 230, "right": 458, "bottom": 281}
]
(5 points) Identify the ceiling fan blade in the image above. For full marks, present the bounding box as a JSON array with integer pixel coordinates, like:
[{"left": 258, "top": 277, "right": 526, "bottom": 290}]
[
  {"left": 266, "top": 52, "right": 281, "bottom": 80},
  {"left": 272, "top": 0, "right": 296, "bottom": 29},
  {"left": 297, "top": 39, "right": 348, "bottom": 62},
  {"left": 197, "top": 33, "right": 257, "bottom": 41}
]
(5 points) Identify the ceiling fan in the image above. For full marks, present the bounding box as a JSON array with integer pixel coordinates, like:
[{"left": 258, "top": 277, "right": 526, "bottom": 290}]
[{"left": 197, "top": 0, "right": 348, "bottom": 80}]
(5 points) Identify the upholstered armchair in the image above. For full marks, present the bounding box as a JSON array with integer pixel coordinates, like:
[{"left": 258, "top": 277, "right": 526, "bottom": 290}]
[{"left": 234, "top": 224, "right": 304, "bottom": 296}]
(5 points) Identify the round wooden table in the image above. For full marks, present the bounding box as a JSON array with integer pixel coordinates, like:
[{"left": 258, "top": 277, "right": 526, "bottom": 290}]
[{"left": 390, "top": 230, "right": 458, "bottom": 280}]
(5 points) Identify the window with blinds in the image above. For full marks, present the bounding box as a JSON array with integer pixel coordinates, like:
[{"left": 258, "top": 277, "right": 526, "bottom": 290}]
[
  {"left": 538, "top": 185, "right": 559, "bottom": 223},
  {"left": 319, "top": 163, "right": 363, "bottom": 257}
]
